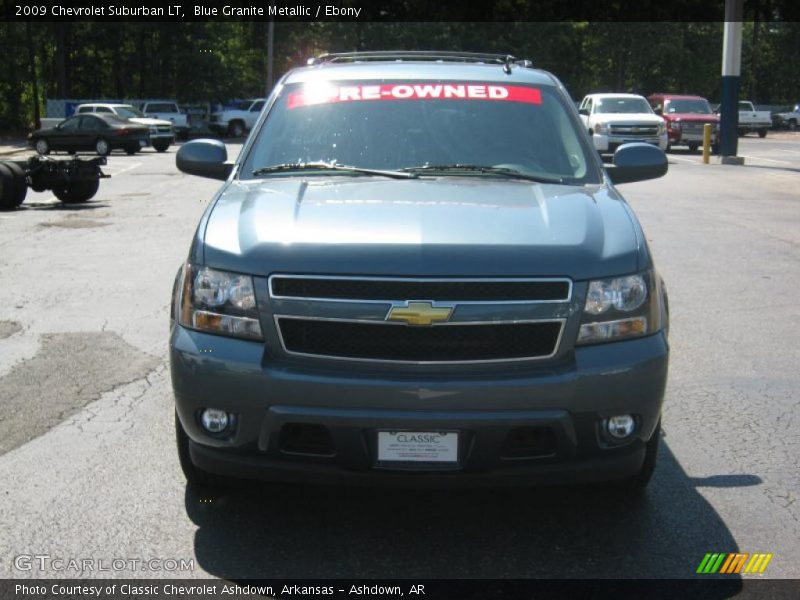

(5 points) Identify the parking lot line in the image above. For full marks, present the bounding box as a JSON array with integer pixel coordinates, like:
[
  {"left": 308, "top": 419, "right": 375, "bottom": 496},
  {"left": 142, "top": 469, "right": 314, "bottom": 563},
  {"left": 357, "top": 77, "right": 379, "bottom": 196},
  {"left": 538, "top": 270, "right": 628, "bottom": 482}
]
[{"left": 739, "top": 155, "right": 793, "bottom": 165}]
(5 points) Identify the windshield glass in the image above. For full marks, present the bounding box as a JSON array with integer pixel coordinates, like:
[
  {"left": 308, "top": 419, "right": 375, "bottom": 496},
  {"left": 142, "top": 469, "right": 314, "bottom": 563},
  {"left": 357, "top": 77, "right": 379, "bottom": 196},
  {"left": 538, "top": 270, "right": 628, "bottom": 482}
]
[
  {"left": 241, "top": 81, "right": 599, "bottom": 184},
  {"left": 666, "top": 99, "right": 712, "bottom": 114},
  {"left": 595, "top": 97, "right": 652, "bottom": 114},
  {"left": 115, "top": 107, "right": 145, "bottom": 118}
]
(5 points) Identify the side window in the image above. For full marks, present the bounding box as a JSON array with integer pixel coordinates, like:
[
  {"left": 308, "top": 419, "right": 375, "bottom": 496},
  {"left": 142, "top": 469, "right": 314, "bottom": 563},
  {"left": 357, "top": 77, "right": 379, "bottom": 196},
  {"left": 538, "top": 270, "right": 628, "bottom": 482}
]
[
  {"left": 60, "top": 117, "right": 81, "bottom": 131},
  {"left": 79, "top": 116, "right": 104, "bottom": 130},
  {"left": 585, "top": 99, "right": 593, "bottom": 114},
  {"left": 77, "top": 106, "right": 93, "bottom": 114},
  {"left": 250, "top": 101, "right": 265, "bottom": 112},
  {"left": 96, "top": 106, "right": 113, "bottom": 113}
]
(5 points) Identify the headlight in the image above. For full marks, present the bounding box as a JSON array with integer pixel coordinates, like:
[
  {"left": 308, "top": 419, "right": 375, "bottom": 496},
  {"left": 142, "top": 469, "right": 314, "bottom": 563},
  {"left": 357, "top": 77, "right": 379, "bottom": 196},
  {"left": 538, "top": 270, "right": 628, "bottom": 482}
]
[
  {"left": 657, "top": 121, "right": 666, "bottom": 134},
  {"left": 594, "top": 122, "right": 609, "bottom": 135},
  {"left": 577, "top": 272, "right": 663, "bottom": 345},
  {"left": 176, "top": 263, "right": 263, "bottom": 341}
]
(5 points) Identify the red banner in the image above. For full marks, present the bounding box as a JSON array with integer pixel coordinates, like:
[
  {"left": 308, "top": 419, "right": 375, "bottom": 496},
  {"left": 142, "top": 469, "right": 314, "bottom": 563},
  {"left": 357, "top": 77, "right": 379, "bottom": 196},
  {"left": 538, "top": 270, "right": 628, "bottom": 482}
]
[{"left": 287, "top": 84, "right": 542, "bottom": 110}]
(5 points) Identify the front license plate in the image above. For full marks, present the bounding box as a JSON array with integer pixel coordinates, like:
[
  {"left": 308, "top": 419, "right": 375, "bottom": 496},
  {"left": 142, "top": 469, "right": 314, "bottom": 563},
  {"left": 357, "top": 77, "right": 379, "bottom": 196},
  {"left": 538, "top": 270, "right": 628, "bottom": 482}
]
[{"left": 377, "top": 431, "right": 458, "bottom": 463}]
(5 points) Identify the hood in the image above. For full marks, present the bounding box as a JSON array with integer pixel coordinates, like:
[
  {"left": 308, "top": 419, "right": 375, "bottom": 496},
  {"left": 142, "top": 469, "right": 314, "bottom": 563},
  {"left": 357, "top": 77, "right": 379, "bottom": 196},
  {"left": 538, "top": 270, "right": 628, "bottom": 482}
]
[
  {"left": 594, "top": 113, "right": 664, "bottom": 125},
  {"left": 200, "top": 177, "right": 644, "bottom": 280},
  {"left": 665, "top": 113, "right": 719, "bottom": 123},
  {"left": 129, "top": 117, "right": 172, "bottom": 127}
]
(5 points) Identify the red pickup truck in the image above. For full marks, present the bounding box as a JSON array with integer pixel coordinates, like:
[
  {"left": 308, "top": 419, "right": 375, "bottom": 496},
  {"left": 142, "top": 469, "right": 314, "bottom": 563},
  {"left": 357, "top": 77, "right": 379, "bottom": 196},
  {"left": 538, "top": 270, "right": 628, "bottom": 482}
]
[{"left": 647, "top": 94, "right": 719, "bottom": 152}]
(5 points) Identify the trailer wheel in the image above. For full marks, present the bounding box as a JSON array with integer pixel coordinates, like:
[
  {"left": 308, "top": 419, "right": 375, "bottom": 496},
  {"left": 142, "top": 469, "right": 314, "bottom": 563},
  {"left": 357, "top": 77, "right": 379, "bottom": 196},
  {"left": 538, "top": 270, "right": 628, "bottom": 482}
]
[
  {"left": 95, "top": 138, "right": 111, "bottom": 156},
  {"left": 34, "top": 138, "right": 50, "bottom": 155},
  {"left": 53, "top": 179, "right": 100, "bottom": 204},
  {"left": 1, "top": 161, "right": 28, "bottom": 207}
]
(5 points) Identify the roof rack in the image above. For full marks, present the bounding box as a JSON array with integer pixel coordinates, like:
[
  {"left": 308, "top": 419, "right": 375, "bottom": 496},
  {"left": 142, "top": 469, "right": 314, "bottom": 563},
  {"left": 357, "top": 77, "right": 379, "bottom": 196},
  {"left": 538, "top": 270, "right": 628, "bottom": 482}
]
[{"left": 307, "top": 51, "right": 533, "bottom": 73}]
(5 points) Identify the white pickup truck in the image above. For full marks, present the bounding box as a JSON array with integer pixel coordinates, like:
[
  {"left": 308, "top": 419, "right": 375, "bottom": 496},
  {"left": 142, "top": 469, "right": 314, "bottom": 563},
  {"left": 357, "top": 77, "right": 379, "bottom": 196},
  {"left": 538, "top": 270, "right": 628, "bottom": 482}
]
[
  {"left": 209, "top": 98, "right": 266, "bottom": 137},
  {"left": 775, "top": 104, "right": 800, "bottom": 130},
  {"left": 138, "top": 101, "right": 190, "bottom": 139},
  {"left": 578, "top": 93, "right": 668, "bottom": 154},
  {"left": 737, "top": 101, "right": 771, "bottom": 137}
]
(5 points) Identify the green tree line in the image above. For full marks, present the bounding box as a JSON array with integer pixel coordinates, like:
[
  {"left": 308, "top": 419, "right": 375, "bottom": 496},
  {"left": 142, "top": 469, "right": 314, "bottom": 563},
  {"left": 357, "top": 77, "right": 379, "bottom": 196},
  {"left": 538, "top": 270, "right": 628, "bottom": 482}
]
[{"left": 1, "top": 21, "right": 799, "bottom": 131}]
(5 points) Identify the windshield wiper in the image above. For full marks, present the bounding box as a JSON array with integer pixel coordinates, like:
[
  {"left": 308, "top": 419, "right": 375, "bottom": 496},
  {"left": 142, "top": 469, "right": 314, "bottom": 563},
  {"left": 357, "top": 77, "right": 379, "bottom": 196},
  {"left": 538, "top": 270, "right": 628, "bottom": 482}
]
[
  {"left": 252, "top": 161, "right": 418, "bottom": 179},
  {"left": 401, "top": 164, "right": 564, "bottom": 184}
]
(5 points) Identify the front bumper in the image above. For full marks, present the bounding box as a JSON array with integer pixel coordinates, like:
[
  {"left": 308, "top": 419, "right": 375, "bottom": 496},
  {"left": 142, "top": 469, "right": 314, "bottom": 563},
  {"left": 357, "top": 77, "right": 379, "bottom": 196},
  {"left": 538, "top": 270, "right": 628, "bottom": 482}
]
[
  {"left": 171, "top": 326, "right": 668, "bottom": 487},
  {"left": 593, "top": 133, "right": 668, "bottom": 153}
]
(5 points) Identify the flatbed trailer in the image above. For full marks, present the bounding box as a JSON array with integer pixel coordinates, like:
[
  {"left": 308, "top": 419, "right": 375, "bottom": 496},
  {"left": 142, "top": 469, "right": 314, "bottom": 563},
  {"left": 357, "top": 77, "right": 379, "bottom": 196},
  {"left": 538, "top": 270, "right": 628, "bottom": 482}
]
[{"left": 0, "top": 155, "right": 108, "bottom": 210}]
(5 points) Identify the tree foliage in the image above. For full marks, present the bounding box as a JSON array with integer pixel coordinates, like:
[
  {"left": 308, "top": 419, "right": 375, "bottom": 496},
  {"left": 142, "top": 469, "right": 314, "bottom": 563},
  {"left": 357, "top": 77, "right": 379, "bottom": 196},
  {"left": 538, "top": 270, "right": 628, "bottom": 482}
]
[{"left": 1, "top": 21, "right": 799, "bottom": 130}]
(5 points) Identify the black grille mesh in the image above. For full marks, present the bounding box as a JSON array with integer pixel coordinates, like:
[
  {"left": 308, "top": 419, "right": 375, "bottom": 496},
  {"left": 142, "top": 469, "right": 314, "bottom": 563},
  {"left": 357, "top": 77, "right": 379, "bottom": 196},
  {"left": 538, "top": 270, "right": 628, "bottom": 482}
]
[
  {"left": 279, "top": 318, "right": 562, "bottom": 362},
  {"left": 271, "top": 278, "right": 569, "bottom": 302}
]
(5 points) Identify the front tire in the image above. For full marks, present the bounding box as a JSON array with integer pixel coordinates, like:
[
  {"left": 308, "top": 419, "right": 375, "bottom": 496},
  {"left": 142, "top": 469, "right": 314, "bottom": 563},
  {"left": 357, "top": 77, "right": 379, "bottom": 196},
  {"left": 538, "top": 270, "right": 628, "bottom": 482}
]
[
  {"left": 228, "top": 121, "right": 245, "bottom": 138},
  {"left": 175, "top": 411, "right": 228, "bottom": 488},
  {"left": 153, "top": 140, "right": 170, "bottom": 152},
  {"left": 758, "top": 128, "right": 768, "bottom": 138},
  {"left": 788, "top": 119, "right": 797, "bottom": 131},
  {"left": 52, "top": 179, "right": 100, "bottom": 204},
  {"left": 688, "top": 143, "right": 699, "bottom": 153},
  {"left": 125, "top": 146, "right": 138, "bottom": 155},
  {"left": 34, "top": 138, "right": 50, "bottom": 155},
  {"left": 1, "top": 161, "right": 28, "bottom": 207},
  {"left": 95, "top": 138, "right": 111, "bottom": 156}
]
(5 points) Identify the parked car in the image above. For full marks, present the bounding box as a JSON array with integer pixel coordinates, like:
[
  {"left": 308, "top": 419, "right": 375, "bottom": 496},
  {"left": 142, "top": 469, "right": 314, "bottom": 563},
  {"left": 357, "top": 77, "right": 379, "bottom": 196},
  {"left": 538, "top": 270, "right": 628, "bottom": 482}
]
[
  {"left": 647, "top": 93, "right": 719, "bottom": 152},
  {"left": 578, "top": 93, "right": 667, "bottom": 154},
  {"left": 76, "top": 103, "right": 175, "bottom": 152},
  {"left": 209, "top": 98, "right": 266, "bottom": 137},
  {"left": 171, "top": 52, "right": 670, "bottom": 492},
  {"left": 138, "top": 101, "right": 190, "bottom": 139},
  {"left": 734, "top": 101, "right": 771, "bottom": 138},
  {"left": 773, "top": 103, "right": 800, "bottom": 130},
  {"left": 29, "top": 114, "right": 149, "bottom": 156}
]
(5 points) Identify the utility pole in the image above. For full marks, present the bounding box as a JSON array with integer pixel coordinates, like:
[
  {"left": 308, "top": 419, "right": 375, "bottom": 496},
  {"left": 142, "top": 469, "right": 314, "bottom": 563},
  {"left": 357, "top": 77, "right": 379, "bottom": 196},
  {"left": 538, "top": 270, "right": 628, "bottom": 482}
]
[
  {"left": 720, "top": 0, "right": 744, "bottom": 164},
  {"left": 266, "top": 19, "right": 275, "bottom": 96},
  {"left": 25, "top": 21, "right": 40, "bottom": 130}
]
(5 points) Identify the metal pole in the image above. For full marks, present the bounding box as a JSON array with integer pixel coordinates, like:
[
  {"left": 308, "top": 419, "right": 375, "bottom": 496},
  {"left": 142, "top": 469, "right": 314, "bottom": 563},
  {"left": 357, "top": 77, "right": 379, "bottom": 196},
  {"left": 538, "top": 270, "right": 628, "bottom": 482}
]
[
  {"left": 720, "top": 0, "right": 743, "bottom": 162},
  {"left": 266, "top": 19, "right": 275, "bottom": 96}
]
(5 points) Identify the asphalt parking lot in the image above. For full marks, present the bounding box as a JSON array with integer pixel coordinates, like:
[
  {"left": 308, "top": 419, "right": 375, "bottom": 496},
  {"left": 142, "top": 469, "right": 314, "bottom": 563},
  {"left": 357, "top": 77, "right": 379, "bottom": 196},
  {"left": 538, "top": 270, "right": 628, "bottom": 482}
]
[{"left": 0, "top": 135, "right": 798, "bottom": 580}]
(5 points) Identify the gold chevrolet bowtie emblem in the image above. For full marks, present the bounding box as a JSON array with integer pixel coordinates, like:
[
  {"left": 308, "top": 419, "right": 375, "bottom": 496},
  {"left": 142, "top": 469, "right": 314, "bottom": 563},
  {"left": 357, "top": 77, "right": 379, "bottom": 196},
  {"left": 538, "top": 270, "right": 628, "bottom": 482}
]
[{"left": 387, "top": 301, "right": 453, "bottom": 326}]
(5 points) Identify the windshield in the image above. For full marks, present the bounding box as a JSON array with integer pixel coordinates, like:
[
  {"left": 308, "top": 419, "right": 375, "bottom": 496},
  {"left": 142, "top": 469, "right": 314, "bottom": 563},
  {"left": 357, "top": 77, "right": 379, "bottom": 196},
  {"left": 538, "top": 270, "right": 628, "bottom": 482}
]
[
  {"left": 115, "top": 107, "right": 145, "bottom": 118},
  {"left": 666, "top": 99, "right": 712, "bottom": 114},
  {"left": 241, "top": 81, "right": 600, "bottom": 185},
  {"left": 595, "top": 97, "right": 652, "bottom": 114}
]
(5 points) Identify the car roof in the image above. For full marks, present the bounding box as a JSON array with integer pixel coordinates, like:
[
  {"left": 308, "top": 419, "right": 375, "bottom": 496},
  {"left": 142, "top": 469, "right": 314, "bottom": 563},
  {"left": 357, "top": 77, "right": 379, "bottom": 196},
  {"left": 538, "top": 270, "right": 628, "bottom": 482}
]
[
  {"left": 72, "top": 113, "right": 134, "bottom": 124},
  {"left": 587, "top": 93, "right": 646, "bottom": 99},
  {"left": 283, "top": 61, "right": 557, "bottom": 87},
  {"left": 648, "top": 94, "right": 708, "bottom": 100},
  {"left": 78, "top": 103, "right": 136, "bottom": 109}
]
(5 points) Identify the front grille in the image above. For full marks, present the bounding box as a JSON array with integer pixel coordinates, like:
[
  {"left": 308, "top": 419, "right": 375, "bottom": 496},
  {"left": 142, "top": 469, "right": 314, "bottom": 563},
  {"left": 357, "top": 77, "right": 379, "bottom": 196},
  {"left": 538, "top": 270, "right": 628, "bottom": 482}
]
[
  {"left": 157, "top": 125, "right": 171, "bottom": 132},
  {"left": 277, "top": 318, "right": 562, "bottom": 362},
  {"left": 271, "top": 277, "right": 570, "bottom": 302},
  {"left": 609, "top": 125, "right": 659, "bottom": 136}
]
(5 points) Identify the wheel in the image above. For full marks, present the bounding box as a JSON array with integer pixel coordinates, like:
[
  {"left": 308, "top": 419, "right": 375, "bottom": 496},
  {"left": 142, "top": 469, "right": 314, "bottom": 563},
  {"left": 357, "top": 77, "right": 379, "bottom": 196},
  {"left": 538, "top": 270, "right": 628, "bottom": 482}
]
[
  {"left": 688, "top": 143, "right": 699, "bottom": 153},
  {"left": 52, "top": 179, "right": 100, "bottom": 204},
  {"left": 788, "top": 119, "right": 797, "bottom": 131},
  {"left": 94, "top": 138, "right": 111, "bottom": 156},
  {"left": 152, "top": 140, "right": 170, "bottom": 152},
  {"left": 177, "top": 130, "right": 189, "bottom": 141},
  {"left": 758, "top": 128, "right": 768, "bottom": 138},
  {"left": 621, "top": 421, "right": 661, "bottom": 492},
  {"left": 125, "top": 146, "right": 138, "bottom": 155},
  {"left": 738, "top": 128, "right": 746, "bottom": 137},
  {"left": 175, "top": 411, "right": 229, "bottom": 488},
  {"left": 34, "top": 138, "right": 50, "bottom": 155},
  {"left": 0, "top": 163, "right": 17, "bottom": 211},
  {"left": 1, "top": 161, "right": 28, "bottom": 207},
  {"left": 228, "top": 121, "right": 245, "bottom": 138}
]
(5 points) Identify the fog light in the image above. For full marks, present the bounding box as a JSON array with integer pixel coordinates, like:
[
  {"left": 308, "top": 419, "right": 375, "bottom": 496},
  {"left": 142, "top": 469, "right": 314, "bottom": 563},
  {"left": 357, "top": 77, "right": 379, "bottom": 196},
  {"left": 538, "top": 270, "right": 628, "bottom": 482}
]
[
  {"left": 606, "top": 414, "right": 636, "bottom": 439},
  {"left": 200, "top": 409, "right": 229, "bottom": 433}
]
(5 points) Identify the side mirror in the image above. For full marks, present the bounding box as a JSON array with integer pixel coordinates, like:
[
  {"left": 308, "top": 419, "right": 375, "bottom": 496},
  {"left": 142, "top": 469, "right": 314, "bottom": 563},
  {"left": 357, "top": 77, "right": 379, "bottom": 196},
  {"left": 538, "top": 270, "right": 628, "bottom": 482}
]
[
  {"left": 578, "top": 108, "right": 589, "bottom": 116},
  {"left": 606, "top": 143, "right": 668, "bottom": 185},
  {"left": 176, "top": 139, "right": 233, "bottom": 180}
]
